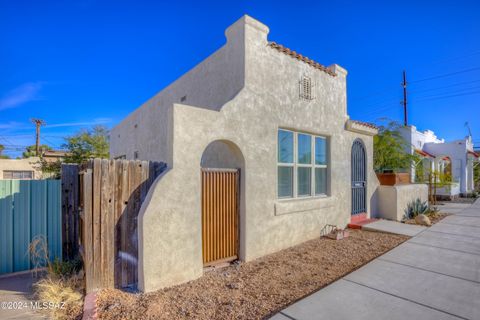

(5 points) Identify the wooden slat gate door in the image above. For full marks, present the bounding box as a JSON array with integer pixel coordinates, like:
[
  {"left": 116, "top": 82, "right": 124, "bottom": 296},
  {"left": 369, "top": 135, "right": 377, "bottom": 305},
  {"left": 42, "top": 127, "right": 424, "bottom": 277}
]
[
  {"left": 351, "top": 139, "right": 367, "bottom": 215},
  {"left": 201, "top": 168, "right": 239, "bottom": 266}
]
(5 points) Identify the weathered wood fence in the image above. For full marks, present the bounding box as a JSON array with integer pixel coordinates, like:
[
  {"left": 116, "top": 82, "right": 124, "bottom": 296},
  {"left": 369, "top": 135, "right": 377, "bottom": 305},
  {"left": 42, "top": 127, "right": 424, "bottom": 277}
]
[{"left": 61, "top": 159, "right": 165, "bottom": 292}]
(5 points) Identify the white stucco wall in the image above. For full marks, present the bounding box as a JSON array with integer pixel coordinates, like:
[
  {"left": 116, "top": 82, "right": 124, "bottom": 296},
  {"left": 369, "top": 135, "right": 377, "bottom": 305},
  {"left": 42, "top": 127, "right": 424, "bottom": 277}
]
[
  {"left": 399, "top": 125, "right": 443, "bottom": 152},
  {"left": 376, "top": 184, "right": 429, "bottom": 221},
  {"left": 400, "top": 125, "right": 476, "bottom": 195},
  {"left": 112, "top": 15, "right": 379, "bottom": 292},
  {"left": 424, "top": 140, "right": 470, "bottom": 194}
]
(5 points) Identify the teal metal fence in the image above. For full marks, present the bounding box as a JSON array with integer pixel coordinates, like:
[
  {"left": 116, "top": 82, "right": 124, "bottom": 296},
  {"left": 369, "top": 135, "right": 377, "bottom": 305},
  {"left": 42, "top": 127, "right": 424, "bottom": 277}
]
[{"left": 0, "top": 179, "right": 62, "bottom": 275}]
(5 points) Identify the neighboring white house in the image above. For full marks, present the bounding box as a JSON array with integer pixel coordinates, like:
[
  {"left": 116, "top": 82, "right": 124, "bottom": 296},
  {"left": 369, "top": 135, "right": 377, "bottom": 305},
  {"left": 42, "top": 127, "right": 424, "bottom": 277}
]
[
  {"left": 111, "top": 15, "right": 380, "bottom": 292},
  {"left": 400, "top": 125, "right": 479, "bottom": 197}
]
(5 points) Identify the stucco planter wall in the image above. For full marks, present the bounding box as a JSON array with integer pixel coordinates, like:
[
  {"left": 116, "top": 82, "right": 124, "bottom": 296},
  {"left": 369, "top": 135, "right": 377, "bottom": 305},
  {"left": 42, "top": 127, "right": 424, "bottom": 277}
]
[{"left": 376, "top": 184, "right": 428, "bottom": 221}]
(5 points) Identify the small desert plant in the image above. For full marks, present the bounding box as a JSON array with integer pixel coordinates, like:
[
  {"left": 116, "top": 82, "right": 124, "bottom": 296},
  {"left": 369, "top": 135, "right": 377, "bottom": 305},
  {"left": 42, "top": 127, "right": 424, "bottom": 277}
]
[
  {"left": 404, "top": 198, "right": 429, "bottom": 219},
  {"left": 28, "top": 235, "right": 50, "bottom": 276},
  {"left": 49, "top": 258, "right": 83, "bottom": 278},
  {"left": 465, "top": 191, "right": 478, "bottom": 198},
  {"left": 427, "top": 206, "right": 440, "bottom": 216},
  {"left": 28, "top": 236, "right": 84, "bottom": 320}
]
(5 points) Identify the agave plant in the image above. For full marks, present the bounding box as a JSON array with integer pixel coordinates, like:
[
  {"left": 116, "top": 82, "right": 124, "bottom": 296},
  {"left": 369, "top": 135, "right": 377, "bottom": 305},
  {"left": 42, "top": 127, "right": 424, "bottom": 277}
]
[{"left": 404, "top": 198, "right": 429, "bottom": 220}]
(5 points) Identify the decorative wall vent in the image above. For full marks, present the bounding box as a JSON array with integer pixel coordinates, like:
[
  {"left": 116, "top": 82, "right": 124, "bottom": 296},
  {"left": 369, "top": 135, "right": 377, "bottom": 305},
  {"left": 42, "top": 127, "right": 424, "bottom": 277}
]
[{"left": 299, "top": 76, "right": 315, "bottom": 101}]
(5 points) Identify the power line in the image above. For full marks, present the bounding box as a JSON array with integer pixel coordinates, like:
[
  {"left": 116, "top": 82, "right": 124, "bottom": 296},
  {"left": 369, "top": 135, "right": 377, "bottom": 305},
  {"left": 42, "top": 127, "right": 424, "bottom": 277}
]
[
  {"left": 350, "top": 48, "right": 480, "bottom": 101},
  {"left": 349, "top": 86, "right": 399, "bottom": 102},
  {"left": 415, "top": 90, "right": 480, "bottom": 103},
  {"left": 411, "top": 85, "right": 480, "bottom": 100},
  {"left": 410, "top": 66, "right": 480, "bottom": 84},
  {"left": 409, "top": 79, "right": 480, "bottom": 94},
  {"left": 42, "top": 136, "right": 61, "bottom": 149},
  {"left": 361, "top": 104, "right": 399, "bottom": 118},
  {"left": 0, "top": 136, "right": 16, "bottom": 146},
  {"left": 351, "top": 73, "right": 480, "bottom": 122},
  {"left": 415, "top": 50, "right": 480, "bottom": 68}
]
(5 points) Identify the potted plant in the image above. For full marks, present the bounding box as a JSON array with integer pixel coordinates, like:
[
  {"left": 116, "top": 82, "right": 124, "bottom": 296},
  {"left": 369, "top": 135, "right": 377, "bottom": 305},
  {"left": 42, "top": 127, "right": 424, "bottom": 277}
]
[{"left": 374, "top": 121, "right": 418, "bottom": 186}]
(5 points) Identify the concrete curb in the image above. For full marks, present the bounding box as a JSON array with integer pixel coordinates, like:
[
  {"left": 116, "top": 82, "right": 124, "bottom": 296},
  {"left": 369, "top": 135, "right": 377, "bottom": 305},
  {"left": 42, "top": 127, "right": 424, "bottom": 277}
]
[{"left": 82, "top": 292, "right": 98, "bottom": 320}]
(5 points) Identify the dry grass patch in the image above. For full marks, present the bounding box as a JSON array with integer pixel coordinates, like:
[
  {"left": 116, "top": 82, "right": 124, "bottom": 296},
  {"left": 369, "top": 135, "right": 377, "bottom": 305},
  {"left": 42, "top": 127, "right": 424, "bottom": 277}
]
[
  {"left": 33, "top": 275, "right": 84, "bottom": 320},
  {"left": 98, "top": 229, "right": 408, "bottom": 320},
  {"left": 29, "top": 235, "right": 84, "bottom": 320}
]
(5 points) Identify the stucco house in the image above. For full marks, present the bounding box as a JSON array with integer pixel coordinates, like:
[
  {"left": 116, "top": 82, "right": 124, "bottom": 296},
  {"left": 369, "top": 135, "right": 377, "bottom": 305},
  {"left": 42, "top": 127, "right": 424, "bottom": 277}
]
[
  {"left": 110, "top": 15, "right": 379, "bottom": 292},
  {"left": 0, "top": 157, "right": 42, "bottom": 179},
  {"left": 400, "top": 125, "right": 479, "bottom": 197}
]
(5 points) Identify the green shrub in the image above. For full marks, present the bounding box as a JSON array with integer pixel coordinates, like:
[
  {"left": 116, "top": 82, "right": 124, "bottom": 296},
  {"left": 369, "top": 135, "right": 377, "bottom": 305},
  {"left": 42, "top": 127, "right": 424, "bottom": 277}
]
[
  {"left": 404, "top": 198, "right": 429, "bottom": 220},
  {"left": 49, "top": 258, "right": 83, "bottom": 278}
]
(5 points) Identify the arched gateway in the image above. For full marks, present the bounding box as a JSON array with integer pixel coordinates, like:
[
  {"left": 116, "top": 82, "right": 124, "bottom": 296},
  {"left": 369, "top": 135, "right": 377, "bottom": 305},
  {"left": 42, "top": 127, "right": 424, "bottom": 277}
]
[{"left": 200, "top": 140, "right": 244, "bottom": 266}]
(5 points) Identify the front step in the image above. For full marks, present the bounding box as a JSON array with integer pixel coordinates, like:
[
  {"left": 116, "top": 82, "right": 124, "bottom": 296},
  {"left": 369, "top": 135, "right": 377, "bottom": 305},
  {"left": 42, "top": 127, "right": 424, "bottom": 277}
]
[
  {"left": 348, "top": 218, "right": 377, "bottom": 229},
  {"left": 348, "top": 213, "right": 377, "bottom": 229}
]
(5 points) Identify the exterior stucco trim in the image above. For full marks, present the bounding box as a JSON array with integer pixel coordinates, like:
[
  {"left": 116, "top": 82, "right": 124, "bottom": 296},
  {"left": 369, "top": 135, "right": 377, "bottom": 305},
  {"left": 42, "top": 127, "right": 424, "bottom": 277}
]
[
  {"left": 345, "top": 120, "right": 378, "bottom": 136},
  {"left": 274, "top": 196, "right": 336, "bottom": 215}
]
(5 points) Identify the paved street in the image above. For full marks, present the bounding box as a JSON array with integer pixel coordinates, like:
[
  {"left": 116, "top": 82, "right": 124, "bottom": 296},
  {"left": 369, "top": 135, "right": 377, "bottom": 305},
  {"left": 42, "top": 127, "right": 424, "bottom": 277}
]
[{"left": 272, "top": 199, "right": 480, "bottom": 320}]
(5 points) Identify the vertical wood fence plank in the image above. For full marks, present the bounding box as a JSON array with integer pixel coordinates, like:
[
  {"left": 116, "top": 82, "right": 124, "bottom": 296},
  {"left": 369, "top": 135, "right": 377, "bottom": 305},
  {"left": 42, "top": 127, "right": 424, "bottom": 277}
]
[
  {"left": 132, "top": 161, "right": 143, "bottom": 285},
  {"left": 113, "top": 160, "right": 123, "bottom": 287},
  {"left": 120, "top": 160, "right": 129, "bottom": 287},
  {"left": 100, "top": 159, "right": 110, "bottom": 289},
  {"left": 126, "top": 161, "right": 136, "bottom": 286},
  {"left": 106, "top": 159, "right": 116, "bottom": 288},
  {"left": 92, "top": 159, "right": 102, "bottom": 291},
  {"left": 83, "top": 169, "right": 93, "bottom": 292}
]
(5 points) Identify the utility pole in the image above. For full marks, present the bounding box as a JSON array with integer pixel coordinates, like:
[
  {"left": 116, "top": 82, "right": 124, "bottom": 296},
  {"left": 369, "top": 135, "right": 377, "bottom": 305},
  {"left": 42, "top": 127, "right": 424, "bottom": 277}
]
[
  {"left": 465, "top": 122, "right": 472, "bottom": 138},
  {"left": 31, "top": 118, "right": 46, "bottom": 156},
  {"left": 402, "top": 70, "right": 408, "bottom": 126}
]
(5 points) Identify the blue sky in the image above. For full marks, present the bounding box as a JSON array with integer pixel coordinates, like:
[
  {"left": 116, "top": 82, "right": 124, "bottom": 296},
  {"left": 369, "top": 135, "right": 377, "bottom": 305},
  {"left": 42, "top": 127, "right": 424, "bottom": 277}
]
[{"left": 1, "top": 0, "right": 479, "bottom": 157}]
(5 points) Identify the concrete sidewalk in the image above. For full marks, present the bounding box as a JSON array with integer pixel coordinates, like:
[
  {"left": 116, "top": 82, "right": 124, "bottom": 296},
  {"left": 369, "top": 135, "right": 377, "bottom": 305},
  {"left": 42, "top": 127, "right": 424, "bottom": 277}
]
[
  {"left": 362, "top": 219, "right": 426, "bottom": 236},
  {"left": 0, "top": 272, "right": 45, "bottom": 320},
  {"left": 271, "top": 199, "right": 480, "bottom": 320}
]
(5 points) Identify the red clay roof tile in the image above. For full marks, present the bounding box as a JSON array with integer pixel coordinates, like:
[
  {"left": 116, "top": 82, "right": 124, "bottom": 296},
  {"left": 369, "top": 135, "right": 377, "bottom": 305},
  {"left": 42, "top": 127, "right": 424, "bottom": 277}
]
[
  {"left": 350, "top": 120, "right": 378, "bottom": 130},
  {"left": 268, "top": 42, "right": 336, "bottom": 77},
  {"left": 415, "top": 149, "right": 436, "bottom": 158}
]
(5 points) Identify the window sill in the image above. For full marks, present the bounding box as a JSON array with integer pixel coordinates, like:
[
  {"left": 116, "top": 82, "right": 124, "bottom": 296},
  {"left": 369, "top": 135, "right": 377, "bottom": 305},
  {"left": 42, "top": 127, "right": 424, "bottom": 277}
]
[{"left": 274, "top": 196, "right": 335, "bottom": 216}]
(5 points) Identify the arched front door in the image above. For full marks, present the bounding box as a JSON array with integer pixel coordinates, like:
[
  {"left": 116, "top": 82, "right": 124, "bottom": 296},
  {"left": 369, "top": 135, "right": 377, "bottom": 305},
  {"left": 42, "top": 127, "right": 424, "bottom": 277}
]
[{"left": 351, "top": 139, "right": 367, "bottom": 216}]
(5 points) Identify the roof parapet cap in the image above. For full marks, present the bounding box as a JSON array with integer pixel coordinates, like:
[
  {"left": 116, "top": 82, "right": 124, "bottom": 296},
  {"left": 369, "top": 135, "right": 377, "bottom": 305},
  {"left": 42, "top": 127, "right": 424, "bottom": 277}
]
[
  {"left": 328, "top": 64, "right": 347, "bottom": 77},
  {"left": 225, "top": 14, "right": 269, "bottom": 42}
]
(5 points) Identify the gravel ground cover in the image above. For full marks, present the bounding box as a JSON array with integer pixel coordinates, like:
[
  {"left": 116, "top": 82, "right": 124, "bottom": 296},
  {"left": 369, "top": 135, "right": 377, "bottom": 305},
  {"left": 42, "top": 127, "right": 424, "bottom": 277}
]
[
  {"left": 404, "top": 212, "right": 448, "bottom": 225},
  {"left": 97, "top": 229, "right": 408, "bottom": 320}
]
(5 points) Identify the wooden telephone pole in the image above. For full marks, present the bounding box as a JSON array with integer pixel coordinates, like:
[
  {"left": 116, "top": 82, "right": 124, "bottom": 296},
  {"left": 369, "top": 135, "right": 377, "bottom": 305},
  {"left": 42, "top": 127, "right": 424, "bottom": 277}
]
[
  {"left": 31, "top": 118, "right": 46, "bottom": 156},
  {"left": 402, "top": 70, "right": 408, "bottom": 126}
]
